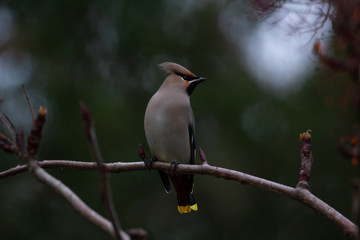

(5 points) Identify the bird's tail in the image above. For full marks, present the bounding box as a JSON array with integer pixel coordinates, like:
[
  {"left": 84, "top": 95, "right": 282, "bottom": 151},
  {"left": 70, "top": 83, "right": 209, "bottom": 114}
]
[
  {"left": 177, "top": 193, "right": 198, "bottom": 213},
  {"left": 169, "top": 174, "right": 198, "bottom": 213}
]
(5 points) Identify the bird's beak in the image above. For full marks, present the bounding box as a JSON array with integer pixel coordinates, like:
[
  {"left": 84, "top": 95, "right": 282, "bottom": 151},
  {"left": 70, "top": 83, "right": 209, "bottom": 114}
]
[
  {"left": 186, "top": 77, "right": 206, "bottom": 95},
  {"left": 191, "top": 77, "right": 206, "bottom": 84}
]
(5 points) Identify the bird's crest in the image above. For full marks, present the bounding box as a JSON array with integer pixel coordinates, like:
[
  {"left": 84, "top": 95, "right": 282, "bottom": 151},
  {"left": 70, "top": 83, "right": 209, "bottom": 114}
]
[{"left": 159, "top": 62, "right": 197, "bottom": 78}]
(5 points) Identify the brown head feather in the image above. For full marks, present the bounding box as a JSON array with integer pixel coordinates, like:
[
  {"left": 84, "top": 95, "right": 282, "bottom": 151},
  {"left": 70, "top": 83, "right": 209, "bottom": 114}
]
[{"left": 159, "top": 62, "right": 196, "bottom": 78}]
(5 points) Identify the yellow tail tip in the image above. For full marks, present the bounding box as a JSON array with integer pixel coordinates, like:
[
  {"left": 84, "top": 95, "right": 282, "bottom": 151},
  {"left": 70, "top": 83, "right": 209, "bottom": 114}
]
[
  {"left": 178, "top": 204, "right": 198, "bottom": 213},
  {"left": 191, "top": 203, "right": 198, "bottom": 211}
]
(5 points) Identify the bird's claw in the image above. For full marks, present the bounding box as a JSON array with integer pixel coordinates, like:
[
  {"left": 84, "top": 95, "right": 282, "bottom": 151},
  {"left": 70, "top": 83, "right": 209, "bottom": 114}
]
[
  {"left": 170, "top": 161, "right": 180, "bottom": 174},
  {"left": 145, "top": 157, "right": 157, "bottom": 170}
]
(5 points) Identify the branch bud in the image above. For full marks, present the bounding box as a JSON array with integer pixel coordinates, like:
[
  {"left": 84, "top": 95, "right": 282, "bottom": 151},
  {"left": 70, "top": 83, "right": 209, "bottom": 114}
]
[
  {"left": 138, "top": 144, "right": 146, "bottom": 162},
  {"left": 26, "top": 106, "right": 47, "bottom": 159},
  {"left": 199, "top": 147, "right": 208, "bottom": 165},
  {"left": 297, "top": 129, "right": 313, "bottom": 189}
]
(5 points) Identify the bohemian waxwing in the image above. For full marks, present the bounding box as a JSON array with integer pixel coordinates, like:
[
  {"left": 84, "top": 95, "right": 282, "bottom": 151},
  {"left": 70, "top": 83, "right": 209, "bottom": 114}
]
[{"left": 144, "top": 62, "right": 206, "bottom": 213}]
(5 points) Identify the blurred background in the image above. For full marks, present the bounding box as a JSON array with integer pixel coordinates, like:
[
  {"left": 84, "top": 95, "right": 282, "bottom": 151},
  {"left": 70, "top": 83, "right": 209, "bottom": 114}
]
[{"left": 0, "top": 0, "right": 359, "bottom": 239}]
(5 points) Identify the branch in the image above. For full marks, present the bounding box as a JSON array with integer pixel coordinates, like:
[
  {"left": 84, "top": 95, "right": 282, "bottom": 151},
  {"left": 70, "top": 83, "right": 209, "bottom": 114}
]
[
  {"left": 1, "top": 158, "right": 357, "bottom": 238},
  {"left": 27, "top": 160, "right": 130, "bottom": 240},
  {"left": 0, "top": 98, "right": 356, "bottom": 238},
  {"left": 20, "top": 106, "right": 130, "bottom": 240},
  {"left": 80, "top": 102, "right": 124, "bottom": 240}
]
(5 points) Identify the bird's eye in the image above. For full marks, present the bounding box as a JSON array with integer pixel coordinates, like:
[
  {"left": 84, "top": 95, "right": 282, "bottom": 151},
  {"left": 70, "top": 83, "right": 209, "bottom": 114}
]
[{"left": 182, "top": 75, "right": 191, "bottom": 81}]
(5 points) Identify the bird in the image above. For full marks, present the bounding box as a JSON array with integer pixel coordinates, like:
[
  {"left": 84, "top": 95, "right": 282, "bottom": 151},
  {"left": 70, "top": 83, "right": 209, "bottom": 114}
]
[{"left": 144, "top": 62, "right": 206, "bottom": 213}]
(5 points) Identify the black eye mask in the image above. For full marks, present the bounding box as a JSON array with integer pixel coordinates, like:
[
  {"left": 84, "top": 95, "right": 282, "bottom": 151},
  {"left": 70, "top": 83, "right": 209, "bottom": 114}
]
[{"left": 175, "top": 72, "right": 198, "bottom": 81}]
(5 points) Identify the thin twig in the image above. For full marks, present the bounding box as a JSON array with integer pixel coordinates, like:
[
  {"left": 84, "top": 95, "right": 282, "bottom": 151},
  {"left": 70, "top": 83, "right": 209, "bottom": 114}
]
[
  {"left": 0, "top": 159, "right": 357, "bottom": 239},
  {"left": 0, "top": 132, "right": 11, "bottom": 144},
  {"left": 21, "top": 84, "right": 35, "bottom": 123},
  {"left": 79, "top": 102, "right": 124, "bottom": 240},
  {"left": 0, "top": 112, "right": 16, "bottom": 141}
]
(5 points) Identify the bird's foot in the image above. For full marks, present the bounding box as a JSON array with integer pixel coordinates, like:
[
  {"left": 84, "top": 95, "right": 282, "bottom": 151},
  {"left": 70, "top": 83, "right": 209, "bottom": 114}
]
[
  {"left": 145, "top": 157, "right": 157, "bottom": 170},
  {"left": 170, "top": 161, "right": 180, "bottom": 174}
]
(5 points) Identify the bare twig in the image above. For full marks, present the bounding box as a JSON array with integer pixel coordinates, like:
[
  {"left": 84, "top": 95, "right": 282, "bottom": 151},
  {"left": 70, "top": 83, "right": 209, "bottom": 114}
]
[
  {"left": 0, "top": 132, "right": 11, "bottom": 144},
  {"left": 21, "top": 84, "right": 35, "bottom": 123},
  {"left": 80, "top": 102, "right": 124, "bottom": 240},
  {"left": 0, "top": 136, "right": 17, "bottom": 153},
  {"left": 0, "top": 160, "right": 144, "bottom": 179},
  {"left": 0, "top": 112, "right": 16, "bottom": 141},
  {"left": 0, "top": 158, "right": 357, "bottom": 239}
]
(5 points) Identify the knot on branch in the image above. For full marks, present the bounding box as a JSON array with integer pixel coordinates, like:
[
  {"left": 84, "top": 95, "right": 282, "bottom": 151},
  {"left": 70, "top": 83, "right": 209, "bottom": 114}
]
[
  {"left": 297, "top": 129, "right": 313, "bottom": 189},
  {"left": 27, "top": 106, "right": 47, "bottom": 159}
]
